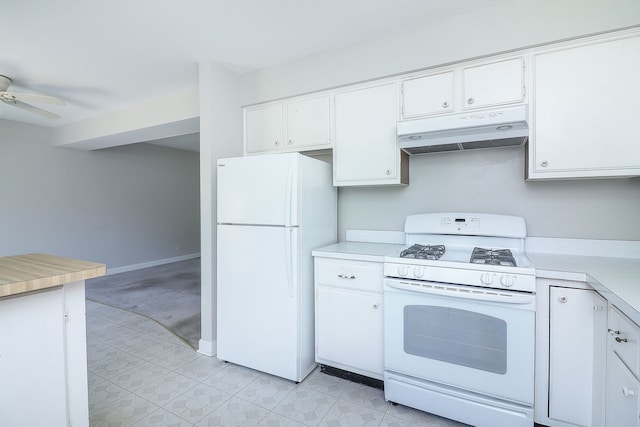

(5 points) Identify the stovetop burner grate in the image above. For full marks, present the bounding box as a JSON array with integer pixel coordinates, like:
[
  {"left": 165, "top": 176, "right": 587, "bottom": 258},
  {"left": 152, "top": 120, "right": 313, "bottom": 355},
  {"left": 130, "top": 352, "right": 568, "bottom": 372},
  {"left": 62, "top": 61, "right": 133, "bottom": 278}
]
[
  {"left": 470, "top": 247, "right": 517, "bottom": 267},
  {"left": 400, "top": 244, "right": 446, "bottom": 260}
]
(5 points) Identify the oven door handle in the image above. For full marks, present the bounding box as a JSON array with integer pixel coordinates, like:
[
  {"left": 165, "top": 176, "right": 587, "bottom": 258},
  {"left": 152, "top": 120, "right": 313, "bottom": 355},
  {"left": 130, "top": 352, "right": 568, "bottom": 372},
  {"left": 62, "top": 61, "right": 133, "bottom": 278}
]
[{"left": 385, "top": 279, "right": 534, "bottom": 305}]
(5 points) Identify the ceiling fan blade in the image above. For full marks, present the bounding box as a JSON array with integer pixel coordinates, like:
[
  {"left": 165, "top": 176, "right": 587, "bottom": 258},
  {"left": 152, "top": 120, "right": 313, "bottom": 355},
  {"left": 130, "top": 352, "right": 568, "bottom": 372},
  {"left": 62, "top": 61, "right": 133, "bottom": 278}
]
[
  {"left": 3, "top": 91, "right": 66, "bottom": 106},
  {"left": 3, "top": 98, "right": 61, "bottom": 119}
]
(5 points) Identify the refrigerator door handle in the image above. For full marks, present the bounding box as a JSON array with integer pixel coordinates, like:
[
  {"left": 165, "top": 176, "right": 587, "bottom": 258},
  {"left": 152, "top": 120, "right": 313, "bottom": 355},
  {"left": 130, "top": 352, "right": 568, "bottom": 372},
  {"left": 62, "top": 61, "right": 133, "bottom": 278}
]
[
  {"left": 285, "top": 161, "right": 293, "bottom": 226},
  {"left": 285, "top": 228, "right": 294, "bottom": 297}
]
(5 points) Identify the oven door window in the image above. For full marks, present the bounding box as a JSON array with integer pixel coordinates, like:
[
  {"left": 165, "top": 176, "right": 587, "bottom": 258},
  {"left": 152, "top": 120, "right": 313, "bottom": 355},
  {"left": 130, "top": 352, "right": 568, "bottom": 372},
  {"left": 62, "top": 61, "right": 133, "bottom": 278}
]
[{"left": 404, "top": 305, "right": 507, "bottom": 374}]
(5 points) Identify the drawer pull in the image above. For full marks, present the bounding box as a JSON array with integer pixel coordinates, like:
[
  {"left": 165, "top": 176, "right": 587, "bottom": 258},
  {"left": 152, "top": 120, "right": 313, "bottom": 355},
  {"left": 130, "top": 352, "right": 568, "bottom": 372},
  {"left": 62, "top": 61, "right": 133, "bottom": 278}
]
[
  {"left": 337, "top": 274, "right": 356, "bottom": 279},
  {"left": 609, "top": 329, "right": 621, "bottom": 336},
  {"left": 623, "top": 387, "right": 636, "bottom": 397},
  {"left": 372, "top": 303, "right": 380, "bottom": 310},
  {"left": 615, "top": 337, "right": 628, "bottom": 343}
]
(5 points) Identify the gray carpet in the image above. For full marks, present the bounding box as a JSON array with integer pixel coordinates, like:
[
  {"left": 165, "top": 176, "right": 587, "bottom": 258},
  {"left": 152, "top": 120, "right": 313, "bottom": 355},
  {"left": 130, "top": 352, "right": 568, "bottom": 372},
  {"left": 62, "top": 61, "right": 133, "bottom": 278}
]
[{"left": 85, "top": 258, "right": 201, "bottom": 349}]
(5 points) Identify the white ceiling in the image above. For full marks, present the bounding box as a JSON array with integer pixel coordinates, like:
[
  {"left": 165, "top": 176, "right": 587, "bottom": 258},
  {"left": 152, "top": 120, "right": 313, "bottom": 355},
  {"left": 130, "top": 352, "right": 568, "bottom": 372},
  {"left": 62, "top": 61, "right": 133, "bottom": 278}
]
[{"left": 1, "top": 0, "right": 511, "bottom": 149}]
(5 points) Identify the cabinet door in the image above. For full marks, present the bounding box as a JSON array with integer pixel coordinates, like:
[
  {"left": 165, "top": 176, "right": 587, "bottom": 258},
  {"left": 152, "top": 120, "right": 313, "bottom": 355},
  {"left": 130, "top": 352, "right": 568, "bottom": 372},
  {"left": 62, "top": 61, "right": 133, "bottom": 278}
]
[
  {"left": 315, "top": 287, "right": 383, "bottom": 379},
  {"left": 286, "top": 96, "right": 331, "bottom": 150},
  {"left": 0, "top": 288, "right": 68, "bottom": 427},
  {"left": 244, "top": 104, "right": 284, "bottom": 153},
  {"left": 592, "top": 293, "right": 607, "bottom": 427},
  {"left": 530, "top": 34, "right": 640, "bottom": 177},
  {"left": 334, "top": 82, "right": 406, "bottom": 186},
  {"left": 549, "top": 287, "right": 595, "bottom": 426},
  {"left": 462, "top": 57, "right": 524, "bottom": 110},
  {"left": 401, "top": 71, "right": 454, "bottom": 118},
  {"left": 606, "top": 353, "right": 640, "bottom": 427}
]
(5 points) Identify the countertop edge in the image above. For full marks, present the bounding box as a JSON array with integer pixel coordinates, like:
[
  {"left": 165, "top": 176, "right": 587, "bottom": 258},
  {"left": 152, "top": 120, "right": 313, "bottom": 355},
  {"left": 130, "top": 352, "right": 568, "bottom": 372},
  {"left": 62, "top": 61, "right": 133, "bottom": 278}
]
[{"left": 0, "top": 253, "right": 106, "bottom": 298}]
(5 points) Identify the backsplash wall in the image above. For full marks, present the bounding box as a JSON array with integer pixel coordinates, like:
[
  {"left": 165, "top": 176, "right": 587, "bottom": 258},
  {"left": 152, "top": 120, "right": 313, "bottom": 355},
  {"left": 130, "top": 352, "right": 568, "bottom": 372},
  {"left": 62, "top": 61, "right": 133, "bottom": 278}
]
[{"left": 337, "top": 147, "right": 640, "bottom": 241}]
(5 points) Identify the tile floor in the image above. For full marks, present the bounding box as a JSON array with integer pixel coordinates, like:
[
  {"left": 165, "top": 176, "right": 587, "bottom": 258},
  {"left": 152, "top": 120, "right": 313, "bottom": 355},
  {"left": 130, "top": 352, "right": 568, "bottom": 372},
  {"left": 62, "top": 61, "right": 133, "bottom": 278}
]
[{"left": 86, "top": 301, "right": 467, "bottom": 426}]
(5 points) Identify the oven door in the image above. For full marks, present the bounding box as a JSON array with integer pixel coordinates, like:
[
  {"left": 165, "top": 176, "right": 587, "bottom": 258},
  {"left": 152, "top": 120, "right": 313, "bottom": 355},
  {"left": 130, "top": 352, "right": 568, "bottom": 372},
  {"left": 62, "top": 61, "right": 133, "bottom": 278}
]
[{"left": 384, "top": 278, "right": 535, "bottom": 405}]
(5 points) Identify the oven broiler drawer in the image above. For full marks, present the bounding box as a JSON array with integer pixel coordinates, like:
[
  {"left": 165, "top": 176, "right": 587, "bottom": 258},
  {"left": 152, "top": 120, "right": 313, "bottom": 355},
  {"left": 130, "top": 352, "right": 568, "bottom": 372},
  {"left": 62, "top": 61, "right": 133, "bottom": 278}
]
[
  {"left": 385, "top": 372, "right": 534, "bottom": 427},
  {"left": 315, "top": 258, "right": 383, "bottom": 293}
]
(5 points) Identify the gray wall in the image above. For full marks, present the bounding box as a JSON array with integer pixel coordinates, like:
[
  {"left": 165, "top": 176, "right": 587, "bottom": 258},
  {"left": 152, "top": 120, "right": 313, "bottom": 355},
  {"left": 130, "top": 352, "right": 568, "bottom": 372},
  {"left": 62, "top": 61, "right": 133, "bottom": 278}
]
[
  {"left": 338, "top": 148, "right": 640, "bottom": 240},
  {"left": 0, "top": 120, "right": 200, "bottom": 268},
  {"left": 240, "top": 0, "right": 640, "bottom": 241}
]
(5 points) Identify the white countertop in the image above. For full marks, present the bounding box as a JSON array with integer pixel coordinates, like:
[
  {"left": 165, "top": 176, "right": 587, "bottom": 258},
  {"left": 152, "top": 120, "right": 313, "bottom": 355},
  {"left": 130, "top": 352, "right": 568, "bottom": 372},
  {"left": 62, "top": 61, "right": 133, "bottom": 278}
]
[
  {"left": 528, "top": 252, "right": 640, "bottom": 325},
  {"left": 312, "top": 242, "right": 404, "bottom": 262}
]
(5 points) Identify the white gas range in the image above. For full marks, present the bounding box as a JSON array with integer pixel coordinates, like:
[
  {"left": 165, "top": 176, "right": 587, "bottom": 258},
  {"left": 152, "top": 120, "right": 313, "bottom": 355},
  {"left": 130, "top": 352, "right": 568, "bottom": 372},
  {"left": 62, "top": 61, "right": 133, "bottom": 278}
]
[{"left": 383, "top": 213, "right": 536, "bottom": 427}]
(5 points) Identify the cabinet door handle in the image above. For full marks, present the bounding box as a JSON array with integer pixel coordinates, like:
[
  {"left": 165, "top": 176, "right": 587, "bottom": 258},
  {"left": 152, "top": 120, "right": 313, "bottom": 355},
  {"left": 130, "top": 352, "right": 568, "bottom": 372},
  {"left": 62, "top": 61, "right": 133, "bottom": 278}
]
[
  {"left": 275, "top": 141, "right": 280, "bottom": 147},
  {"left": 593, "top": 305, "right": 604, "bottom": 311},
  {"left": 372, "top": 303, "right": 380, "bottom": 310},
  {"left": 558, "top": 296, "right": 567, "bottom": 303},
  {"left": 623, "top": 386, "right": 636, "bottom": 397},
  {"left": 467, "top": 97, "right": 475, "bottom": 105},
  {"left": 609, "top": 328, "right": 621, "bottom": 336},
  {"left": 442, "top": 101, "right": 449, "bottom": 109},
  {"left": 288, "top": 139, "right": 293, "bottom": 145},
  {"left": 615, "top": 337, "right": 629, "bottom": 343},
  {"left": 540, "top": 160, "right": 548, "bottom": 167},
  {"left": 337, "top": 274, "right": 356, "bottom": 279}
]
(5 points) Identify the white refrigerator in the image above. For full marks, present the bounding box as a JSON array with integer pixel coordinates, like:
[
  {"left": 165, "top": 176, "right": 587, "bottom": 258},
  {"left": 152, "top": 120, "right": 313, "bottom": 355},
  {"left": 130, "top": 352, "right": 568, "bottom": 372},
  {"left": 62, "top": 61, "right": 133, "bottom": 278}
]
[{"left": 216, "top": 152, "right": 337, "bottom": 382}]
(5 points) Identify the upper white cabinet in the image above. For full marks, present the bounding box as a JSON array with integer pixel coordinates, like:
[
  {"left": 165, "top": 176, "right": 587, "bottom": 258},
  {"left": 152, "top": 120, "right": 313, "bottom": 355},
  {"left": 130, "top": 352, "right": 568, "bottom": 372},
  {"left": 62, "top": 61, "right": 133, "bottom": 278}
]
[
  {"left": 401, "top": 71, "right": 454, "bottom": 118},
  {"left": 244, "top": 103, "right": 283, "bottom": 153},
  {"left": 333, "top": 81, "right": 408, "bottom": 186},
  {"left": 244, "top": 95, "right": 332, "bottom": 154},
  {"left": 400, "top": 57, "right": 525, "bottom": 120},
  {"left": 528, "top": 31, "right": 640, "bottom": 179},
  {"left": 462, "top": 58, "right": 525, "bottom": 110}
]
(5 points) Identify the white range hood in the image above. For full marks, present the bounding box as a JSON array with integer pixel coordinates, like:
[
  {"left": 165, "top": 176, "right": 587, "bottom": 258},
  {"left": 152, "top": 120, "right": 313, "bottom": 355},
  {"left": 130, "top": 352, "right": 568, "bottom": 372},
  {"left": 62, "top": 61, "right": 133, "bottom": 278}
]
[{"left": 397, "top": 105, "right": 529, "bottom": 155}]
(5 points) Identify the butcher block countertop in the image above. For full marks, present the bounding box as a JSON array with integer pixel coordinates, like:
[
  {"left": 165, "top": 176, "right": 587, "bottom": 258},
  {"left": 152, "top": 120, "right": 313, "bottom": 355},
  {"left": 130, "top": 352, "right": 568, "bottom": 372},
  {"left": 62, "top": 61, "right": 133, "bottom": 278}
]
[{"left": 0, "top": 253, "right": 106, "bottom": 298}]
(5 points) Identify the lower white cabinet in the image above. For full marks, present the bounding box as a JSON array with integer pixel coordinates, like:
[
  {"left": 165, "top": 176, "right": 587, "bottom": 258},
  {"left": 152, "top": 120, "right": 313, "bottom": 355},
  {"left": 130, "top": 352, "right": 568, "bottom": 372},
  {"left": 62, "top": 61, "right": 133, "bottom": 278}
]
[
  {"left": 548, "top": 286, "right": 606, "bottom": 426},
  {"left": 606, "top": 352, "right": 640, "bottom": 426},
  {"left": 0, "top": 282, "right": 89, "bottom": 427},
  {"left": 536, "top": 280, "right": 606, "bottom": 427},
  {"left": 606, "top": 304, "right": 640, "bottom": 426},
  {"left": 314, "top": 257, "right": 384, "bottom": 379}
]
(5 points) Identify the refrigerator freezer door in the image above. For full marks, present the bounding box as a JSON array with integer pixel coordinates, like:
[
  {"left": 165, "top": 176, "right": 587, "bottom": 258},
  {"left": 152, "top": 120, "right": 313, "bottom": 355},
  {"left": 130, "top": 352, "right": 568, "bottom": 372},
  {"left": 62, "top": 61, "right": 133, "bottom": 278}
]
[
  {"left": 216, "top": 224, "right": 301, "bottom": 381},
  {"left": 217, "top": 154, "right": 299, "bottom": 226}
]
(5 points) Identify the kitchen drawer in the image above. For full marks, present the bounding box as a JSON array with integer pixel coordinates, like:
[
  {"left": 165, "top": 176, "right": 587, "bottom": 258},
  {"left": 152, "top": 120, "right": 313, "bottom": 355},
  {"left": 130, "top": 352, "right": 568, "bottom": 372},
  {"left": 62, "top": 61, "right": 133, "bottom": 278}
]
[
  {"left": 606, "top": 352, "right": 640, "bottom": 427},
  {"left": 315, "top": 258, "right": 383, "bottom": 293},
  {"left": 609, "top": 305, "right": 640, "bottom": 376}
]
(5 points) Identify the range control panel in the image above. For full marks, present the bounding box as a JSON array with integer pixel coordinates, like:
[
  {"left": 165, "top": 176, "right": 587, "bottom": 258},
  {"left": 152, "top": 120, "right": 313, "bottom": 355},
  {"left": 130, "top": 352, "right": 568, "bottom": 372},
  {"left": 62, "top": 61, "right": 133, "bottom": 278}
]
[{"left": 441, "top": 216, "right": 480, "bottom": 229}]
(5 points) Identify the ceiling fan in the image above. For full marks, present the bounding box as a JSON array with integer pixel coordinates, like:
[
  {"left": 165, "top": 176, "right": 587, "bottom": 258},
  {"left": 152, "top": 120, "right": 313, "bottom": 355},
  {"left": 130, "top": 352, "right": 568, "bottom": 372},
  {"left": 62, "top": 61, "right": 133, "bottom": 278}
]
[{"left": 0, "top": 74, "right": 66, "bottom": 119}]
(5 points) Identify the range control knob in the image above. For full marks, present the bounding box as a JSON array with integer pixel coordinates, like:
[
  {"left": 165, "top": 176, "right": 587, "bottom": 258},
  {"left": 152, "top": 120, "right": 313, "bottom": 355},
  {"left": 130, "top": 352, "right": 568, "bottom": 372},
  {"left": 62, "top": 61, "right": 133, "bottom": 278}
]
[
  {"left": 500, "top": 275, "right": 515, "bottom": 288},
  {"left": 480, "top": 273, "right": 494, "bottom": 285},
  {"left": 397, "top": 265, "right": 409, "bottom": 277},
  {"left": 413, "top": 267, "right": 424, "bottom": 278}
]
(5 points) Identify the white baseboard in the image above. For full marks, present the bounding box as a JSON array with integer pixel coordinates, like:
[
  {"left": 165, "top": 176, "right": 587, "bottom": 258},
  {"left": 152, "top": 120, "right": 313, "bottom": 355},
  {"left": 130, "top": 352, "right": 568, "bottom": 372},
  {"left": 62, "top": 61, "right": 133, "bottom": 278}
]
[
  {"left": 198, "top": 339, "right": 216, "bottom": 357},
  {"left": 107, "top": 253, "right": 201, "bottom": 275}
]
